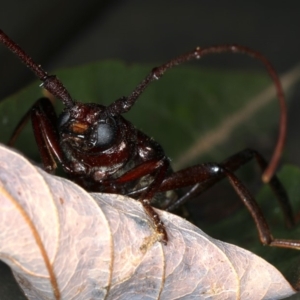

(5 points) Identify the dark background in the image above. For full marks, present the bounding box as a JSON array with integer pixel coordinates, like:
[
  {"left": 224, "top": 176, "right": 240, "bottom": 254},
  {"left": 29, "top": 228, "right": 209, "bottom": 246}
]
[{"left": 1, "top": 1, "right": 300, "bottom": 299}]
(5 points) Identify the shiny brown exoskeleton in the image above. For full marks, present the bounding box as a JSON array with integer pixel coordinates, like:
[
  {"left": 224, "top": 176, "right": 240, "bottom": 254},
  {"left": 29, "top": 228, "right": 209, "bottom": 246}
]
[{"left": 1, "top": 28, "right": 300, "bottom": 248}]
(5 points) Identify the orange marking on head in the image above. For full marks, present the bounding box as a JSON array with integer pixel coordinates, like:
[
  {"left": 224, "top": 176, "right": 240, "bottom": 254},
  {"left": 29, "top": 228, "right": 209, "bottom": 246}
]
[{"left": 71, "top": 122, "right": 89, "bottom": 134}]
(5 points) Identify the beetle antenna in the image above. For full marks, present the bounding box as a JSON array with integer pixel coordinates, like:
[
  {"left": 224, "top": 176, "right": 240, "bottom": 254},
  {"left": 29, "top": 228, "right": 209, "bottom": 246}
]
[
  {"left": 108, "top": 45, "right": 286, "bottom": 183},
  {"left": 0, "top": 29, "right": 74, "bottom": 108}
]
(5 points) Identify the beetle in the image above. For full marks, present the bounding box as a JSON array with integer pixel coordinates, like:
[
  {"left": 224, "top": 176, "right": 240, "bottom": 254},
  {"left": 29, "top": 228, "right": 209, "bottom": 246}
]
[{"left": 1, "top": 28, "right": 299, "bottom": 248}]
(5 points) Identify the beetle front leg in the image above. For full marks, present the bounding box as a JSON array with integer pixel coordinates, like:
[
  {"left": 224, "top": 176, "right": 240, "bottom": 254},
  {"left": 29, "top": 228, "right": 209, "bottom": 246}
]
[
  {"left": 30, "top": 98, "right": 63, "bottom": 172},
  {"left": 109, "top": 157, "right": 171, "bottom": 244},
  {"left": 9, "top": 97, "right": 66, "bottom": 173},
  {"left": 138, "top": 158, "right": 170, "bottom": 244}
]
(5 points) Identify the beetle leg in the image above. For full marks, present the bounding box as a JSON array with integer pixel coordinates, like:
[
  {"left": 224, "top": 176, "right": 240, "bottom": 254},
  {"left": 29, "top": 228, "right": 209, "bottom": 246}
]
[
  {"left": 225, "top": 168, "right": 300, "bottom": 250},
  {"left": 222, "top": 148, "right": 294, "bottom": 226},
  {"left": 8, "top": 104, "right": 33, "bottom": 147},
  {"left": 157, "top": 161, "right": 300, "bottom": 250},
  {"left": 166, "top": 148, "right": 294, "bottom": 227},
  {"left": 9, "top": 97, "right": 66, "bottom": 173},
  {"left": 30, "top": 98, "right": 61, "bottom": 172},
  {"left": 108, "top": 157, "right": 171, "bottom": 244}
]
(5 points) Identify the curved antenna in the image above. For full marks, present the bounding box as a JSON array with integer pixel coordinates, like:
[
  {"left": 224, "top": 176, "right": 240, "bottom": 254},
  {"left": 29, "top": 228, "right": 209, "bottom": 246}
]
[
  {"left": 108, "top": 45, "right": 286, "bottom": 183},
  {"left": 0, "top": 29, "right": 74, "bottom": 108}
]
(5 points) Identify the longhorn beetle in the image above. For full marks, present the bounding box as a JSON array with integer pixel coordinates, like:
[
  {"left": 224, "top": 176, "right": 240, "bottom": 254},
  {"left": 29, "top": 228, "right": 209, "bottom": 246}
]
[{"left": 1, "top": 28, "right": 299, "bottom": 248}]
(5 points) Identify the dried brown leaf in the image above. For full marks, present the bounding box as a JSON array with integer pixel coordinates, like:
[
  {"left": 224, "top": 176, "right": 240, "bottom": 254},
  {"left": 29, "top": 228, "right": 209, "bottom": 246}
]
[{"left": 0, "top": 145, "right": 296, "bottom": 299}]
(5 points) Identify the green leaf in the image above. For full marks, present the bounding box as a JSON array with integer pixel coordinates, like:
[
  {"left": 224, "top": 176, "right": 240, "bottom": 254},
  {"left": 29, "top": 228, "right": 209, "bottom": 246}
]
[{"left": 0, "top": 60, "right": 274, "bottom": 163}]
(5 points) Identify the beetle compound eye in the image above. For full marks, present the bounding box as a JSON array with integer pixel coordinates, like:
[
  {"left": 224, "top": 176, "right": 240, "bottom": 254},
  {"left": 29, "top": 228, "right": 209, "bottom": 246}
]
[
  {"left": 95, "top": 119, "right": 116, "bottom": 148},
  {"left": 57, "top": 111, "right": 71, "bottom": 128}
]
